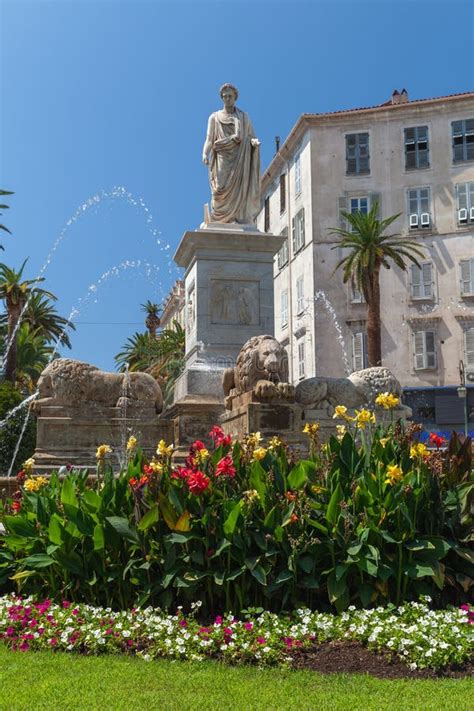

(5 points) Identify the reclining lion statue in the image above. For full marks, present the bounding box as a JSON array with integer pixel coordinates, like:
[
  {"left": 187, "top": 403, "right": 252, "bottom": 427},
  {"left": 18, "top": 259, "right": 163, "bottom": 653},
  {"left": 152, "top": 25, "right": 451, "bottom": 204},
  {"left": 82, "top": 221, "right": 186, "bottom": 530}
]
[
  {"left": 33, "top": 358, "right": 163, "bottom": 413},
  {"left": 223, "top": 335, "right": 294, "bottom": 408},
  {"left": 295, "top": 366, "right": 407, "bottom": 412}
]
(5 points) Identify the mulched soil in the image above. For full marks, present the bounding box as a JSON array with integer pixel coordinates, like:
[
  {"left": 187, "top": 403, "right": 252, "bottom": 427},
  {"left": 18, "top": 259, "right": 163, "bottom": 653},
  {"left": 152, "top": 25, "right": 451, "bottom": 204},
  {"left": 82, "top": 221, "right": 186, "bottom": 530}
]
[{"left": 290, "top": 640, "right": 474, "bottom": 679}]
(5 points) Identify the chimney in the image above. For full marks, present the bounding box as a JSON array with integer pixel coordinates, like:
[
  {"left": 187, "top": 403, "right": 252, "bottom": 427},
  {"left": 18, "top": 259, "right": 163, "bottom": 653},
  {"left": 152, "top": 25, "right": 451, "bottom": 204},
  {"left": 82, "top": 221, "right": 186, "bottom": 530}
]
[
  {"left": 391, "top": 88, "right": 409, "bottom": 105},
  {"left": 275, "top": 135, "right": 280, "bottom": 154}
]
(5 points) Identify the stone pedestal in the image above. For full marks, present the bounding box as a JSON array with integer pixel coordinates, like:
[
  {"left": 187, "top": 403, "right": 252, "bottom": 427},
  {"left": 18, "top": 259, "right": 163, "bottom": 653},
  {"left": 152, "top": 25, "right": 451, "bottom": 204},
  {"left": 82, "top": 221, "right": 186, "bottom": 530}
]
[
  {"left": 168, "top": 225, "right": 284, "bottom": 458},
  {"left": 33, "top": 405, "right": 173, "bottom": 471}
]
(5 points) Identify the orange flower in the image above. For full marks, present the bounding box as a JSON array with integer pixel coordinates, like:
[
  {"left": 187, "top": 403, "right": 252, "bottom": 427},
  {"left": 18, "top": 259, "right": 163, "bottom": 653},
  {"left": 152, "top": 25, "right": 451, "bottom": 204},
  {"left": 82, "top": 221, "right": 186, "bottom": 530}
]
[{"left": 290, "top": 513, "right": 299, "bottom": 523}]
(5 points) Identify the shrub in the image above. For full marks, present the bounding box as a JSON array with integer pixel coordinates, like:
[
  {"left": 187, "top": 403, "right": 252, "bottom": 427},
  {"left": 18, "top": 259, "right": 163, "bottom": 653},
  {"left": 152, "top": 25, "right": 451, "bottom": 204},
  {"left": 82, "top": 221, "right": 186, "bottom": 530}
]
[
  {"left": 0, "top": 418, "right": 472, "bottom": 613},
  {"left": 0, "top": 382, "right": 36, "bottom": 475}
]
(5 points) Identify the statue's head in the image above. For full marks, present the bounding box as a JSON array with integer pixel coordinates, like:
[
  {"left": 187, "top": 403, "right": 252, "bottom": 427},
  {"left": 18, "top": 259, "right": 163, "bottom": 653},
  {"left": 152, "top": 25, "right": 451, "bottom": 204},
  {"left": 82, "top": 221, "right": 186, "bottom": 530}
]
[{"left": 220, "top": 83, "right": 238, "bottom": 107}]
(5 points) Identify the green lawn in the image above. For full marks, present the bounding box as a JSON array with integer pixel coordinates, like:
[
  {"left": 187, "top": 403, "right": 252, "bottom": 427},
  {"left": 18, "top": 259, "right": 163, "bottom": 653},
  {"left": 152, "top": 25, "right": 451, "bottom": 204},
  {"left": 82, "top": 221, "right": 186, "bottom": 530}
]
[{"left": 0, "top": 645, "right": 472, "bottom": 711}]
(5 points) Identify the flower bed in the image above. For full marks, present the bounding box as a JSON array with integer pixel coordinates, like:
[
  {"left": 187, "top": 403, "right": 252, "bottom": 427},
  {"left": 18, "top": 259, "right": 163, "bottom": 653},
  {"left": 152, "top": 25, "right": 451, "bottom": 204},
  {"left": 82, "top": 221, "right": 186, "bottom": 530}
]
[
  {"left": 1, "top": 410, "right": 472, "bottom": 614},
  {"left": 1, "top": 594, "right": 472, "bottom": 672}
]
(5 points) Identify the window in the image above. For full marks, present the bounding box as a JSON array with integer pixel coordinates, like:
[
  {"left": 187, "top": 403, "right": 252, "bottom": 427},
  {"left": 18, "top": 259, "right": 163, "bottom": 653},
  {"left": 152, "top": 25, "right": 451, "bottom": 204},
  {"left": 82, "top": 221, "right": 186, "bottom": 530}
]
[
  {"left": 277, "top": 230, "right": 289, "bottom": 270},
  {"left": 413, "top": 330, "right": 436, "bottom": 370},
  {"left": 264, "top": 197, "right": 270, "bottom": 232},
  {"left": 407, "top": 187, "right": 431, "bottom": 228},
  {"left": 350, "top": 280, "right": 365, "bottom": 303},
  {"left": 294, "top": 152, "right": 302, "bottom": 195},
  {"left": 456, "top": 182, "right": 474, "bottom": 224},
  {"left": 281, "top": 290, "right": 288, "bottom": 328},
  {"left": 280, "top": 174, "right": 286, "bottom": 214},
  {"left": 346, "top": 133, "right": 370, "bottom": 175},
  {"left": 352, "top": 332, "right": 368, "bottom": 371},
  {"left": 292, "top": 208, "right": 305, "bottom": 253},
  {"left": 349, "top": 196, "right": 369, "bottom": 232},
  {"left": 460, "top": 258, "right": 474, "bottom": 296},
  {"left": 296, "top": 275, "right": 305, "bottom": 314},
  {"left": 452, "top": 119, "right": 474, "bottom": 163},
  {"left": 404, "top": 126, "right": 429, "bottom": 169},
  {"left": 410, "top": 262, "right": 433, "bottom": 300},
  {"left": 339, "top": 193, "right": 380, "bottom": 229},
  {"left": 298, "top": 339, "right": 305, "bottom": 379},
  {"left": 465, "top": 327, "right": 474, "bottom": 367}
]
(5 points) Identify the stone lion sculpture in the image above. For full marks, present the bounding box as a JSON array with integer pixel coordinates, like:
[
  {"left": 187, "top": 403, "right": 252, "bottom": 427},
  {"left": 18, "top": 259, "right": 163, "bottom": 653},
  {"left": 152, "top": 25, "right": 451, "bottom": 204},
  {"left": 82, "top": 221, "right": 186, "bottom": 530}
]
[
  {"left": 223, "top": 335, "right": 294, "bottom": 408},
  {"left": 295, "top": 366, "right": 407, "bottom": 412},
  {"left": 33, "top": 358, "right": 163, "bottom": 414}
]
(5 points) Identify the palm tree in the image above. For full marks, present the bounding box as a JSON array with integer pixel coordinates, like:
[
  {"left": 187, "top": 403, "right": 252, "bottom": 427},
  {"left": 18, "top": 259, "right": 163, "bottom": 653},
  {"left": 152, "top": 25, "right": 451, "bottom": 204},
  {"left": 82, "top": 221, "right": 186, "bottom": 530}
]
[
  {"left": 19, "top": 292, "right": 75, "bottom": 349},
  {"left": 0, "top": 259, "right": 55, "bottom": 382},
  {"left": 0, "top": 190, "right": 14, "bottom": 250},
  {"left": 330, "top": 204, "right": 425, "bottom": 367},
  {"left": 141, "top": 300, "right": 162, "bottom": 337},
  {"left": 14, "top": 323, "right": 55, "bottom": 392}
]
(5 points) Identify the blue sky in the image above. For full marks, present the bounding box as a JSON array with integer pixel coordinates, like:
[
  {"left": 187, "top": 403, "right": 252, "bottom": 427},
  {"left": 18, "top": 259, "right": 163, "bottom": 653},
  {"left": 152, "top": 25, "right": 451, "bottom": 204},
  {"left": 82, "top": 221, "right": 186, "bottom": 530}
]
[{"left": 1, "top": 0, "right": 473, "bottom": 370}]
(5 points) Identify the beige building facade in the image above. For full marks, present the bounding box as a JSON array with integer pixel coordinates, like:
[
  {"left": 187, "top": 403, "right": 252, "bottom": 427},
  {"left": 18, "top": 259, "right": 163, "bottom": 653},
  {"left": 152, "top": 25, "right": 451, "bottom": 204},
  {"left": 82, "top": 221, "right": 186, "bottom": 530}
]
[{"left": 257, "top": 90, "right": 474, "bottom": 391}]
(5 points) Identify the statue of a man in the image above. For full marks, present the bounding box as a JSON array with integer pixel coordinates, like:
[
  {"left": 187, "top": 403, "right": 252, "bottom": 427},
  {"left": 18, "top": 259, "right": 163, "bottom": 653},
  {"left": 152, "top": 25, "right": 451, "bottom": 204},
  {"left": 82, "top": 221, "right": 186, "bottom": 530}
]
[{"left": 202, "top": 84, "right": 261, "bottom": 225}]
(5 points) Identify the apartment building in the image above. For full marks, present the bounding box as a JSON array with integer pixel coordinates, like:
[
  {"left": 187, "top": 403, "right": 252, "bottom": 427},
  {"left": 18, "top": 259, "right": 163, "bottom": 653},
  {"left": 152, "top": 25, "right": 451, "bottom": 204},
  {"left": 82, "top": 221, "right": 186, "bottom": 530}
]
[{"left": 257, "top": 90, "right": 474, "bottom": 406}]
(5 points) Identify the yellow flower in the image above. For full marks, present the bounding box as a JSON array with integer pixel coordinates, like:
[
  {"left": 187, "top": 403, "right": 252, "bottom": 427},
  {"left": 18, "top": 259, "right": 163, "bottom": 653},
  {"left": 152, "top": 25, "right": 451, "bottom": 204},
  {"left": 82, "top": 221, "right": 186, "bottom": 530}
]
[
  {"left": 96, "top": 444, "right": 112, "bottom": 460},
  {"left": 312, "top": 485, "right": 325, "bottom": 494},
  {"left": 126, "top": 436, "right": 138, "bottom": 452},
  {"left": 336, "top": 424, "right": 346, "bottom": 440},
  {"left": 379, "top": 437, "right": 390, "bottom": 447},
  {"left": 384, "top": 464, "right": 403, "bottom": 485},
  {"left": 410, "top": 442, "right": 428, "bottom": 459},
  {"left": 252, "top": 447, "right": 267, "bottom": 461},
  {"left": 354, "top": 409, "right": 376, "bottom": 429},
  {"left": 147, "top": 460, "right": 164, "bottom": 474},
  {"left": 268, "top": 436, "right": 282, "bottom": 450},
  {"left": 23, "top": 457, "right": 35, "bottom": 474},
  {"left": 303, "top": 423, "right": 320, "bottom": 436},
  {"left": 375, "top": 392, "right": 400, "bottom": 410},
  {"left": 23, "top": 476, "right": 48, "bottom": 492},
  {"left": 196, "top": 448, "right": 210, "bottom": 464},
  {"left": 243, "top": 489, "right": 260, "bottom": 504},
  {"left": 157, "top": 440, "right": 174, "bottom": 458}
]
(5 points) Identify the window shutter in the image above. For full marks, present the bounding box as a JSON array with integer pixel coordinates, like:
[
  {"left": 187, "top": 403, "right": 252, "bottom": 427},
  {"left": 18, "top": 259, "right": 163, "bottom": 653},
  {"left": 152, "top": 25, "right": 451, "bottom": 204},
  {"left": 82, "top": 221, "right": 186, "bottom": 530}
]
[
  {"left": 369, "top": 192, "right": 381, "bottom": 217},
  {"left": 410, "top": 264, "right": 421, "bottom": 298},
  {"left": 291, "top": 217, "right": 296, "bottom": 253},
  {"left": 338, "top": 196, "right": 348, "bottom": 229},
  {"left": 414, "top": 331, "right": 425, "bottom": 370},
  {"left": 300, "top": 207, "right": 305, "bottom": 247},
  {"left": 352, "top": 332, "right": 364, "bottom": 371},
  {"left": 422, "top": 262, "right": 433, "bottom": 298},
  {"left": 465, "top": 328, "right": 474, "bottom": 366},
  {"left": 460, "top": 259, "right": 473, "bottom": 295},
  {"left": 457, "top": 183, "right": 468, "bottom": 210},
  {"left": 425, "top": 331, "right": 436, "bottom": 368},
  {"left": 280, "top": 174, "right": 286, "bottom": 213}
]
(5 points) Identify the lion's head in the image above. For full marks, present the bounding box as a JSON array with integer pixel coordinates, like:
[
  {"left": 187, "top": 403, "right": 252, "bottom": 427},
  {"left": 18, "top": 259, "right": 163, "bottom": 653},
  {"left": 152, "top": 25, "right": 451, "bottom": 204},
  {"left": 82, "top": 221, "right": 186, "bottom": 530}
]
[{"left": 234, "top": 335, "right": 288, "bottom": 395}]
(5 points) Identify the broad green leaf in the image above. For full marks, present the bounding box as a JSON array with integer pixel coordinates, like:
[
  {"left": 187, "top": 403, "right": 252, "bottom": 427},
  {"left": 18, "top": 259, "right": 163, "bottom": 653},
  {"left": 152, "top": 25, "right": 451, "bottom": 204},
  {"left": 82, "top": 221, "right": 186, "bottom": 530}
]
[
  {"left": 137, "top": 505, "right": 159, "bottom": 532},
  {"left": 60, "top": 477, "right": 78, "bottom": 508},
  {"left": 23, "top": 554, "right": 54, "bottom": 569},
  {"left": 48, "top": 515, "right": 64, "bottom": 545},
  {"left": 406, "top": 540, "right": 435, "bottom": 551},
  {"left": 93, "top": 523, "right": 105, "bottom": 551},
  {"left": 405, "top": 563, "right": 435, "bottom": 579},
  {"left": 10, "top": 570, "right": 34, "bottom": 581},
  {"left": 304, "top": 516, "right": 328, "bottom": 535},
  {"left": 326, "top": 483, "right": 343, "bottom": 527},
  {"left": 250, "top": 564, "right": 267, "bottom": 586},
  {"left": 159, "top": 494, "right": 178, "bottom": 530},
  {"left": 106, "top": 516, "right": 139, "bottom": 544},
  {"left": 3, "top": 516, "right": 36, "bottom": 538},
  {"left": 249, "top": 461, "right": 267, "bottom": 507},
  {"left": 287, "top": 460, "right": 315, "bottom": 490},
  {"left": 223, "top": 500, "right": 243, "bottom": 538},
  {"left": 274, "top": 569, "right": 294, "bottom": 584}
]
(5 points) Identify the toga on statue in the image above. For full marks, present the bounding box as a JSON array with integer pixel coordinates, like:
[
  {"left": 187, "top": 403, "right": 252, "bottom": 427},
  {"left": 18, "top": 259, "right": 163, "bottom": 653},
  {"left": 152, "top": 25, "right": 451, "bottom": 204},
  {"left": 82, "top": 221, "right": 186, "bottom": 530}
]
[{"left": 202, "top": 83, "right": 261, "bottom": 224}]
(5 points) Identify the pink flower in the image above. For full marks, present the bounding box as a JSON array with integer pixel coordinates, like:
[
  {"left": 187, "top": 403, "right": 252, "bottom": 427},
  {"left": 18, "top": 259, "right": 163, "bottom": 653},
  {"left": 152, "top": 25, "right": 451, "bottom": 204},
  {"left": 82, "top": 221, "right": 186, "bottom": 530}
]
[
  {"left": 62, "top": 601, "right": 71, "bottom": 609},
  {"left": 214, "top": 456, "right": 236, "bottom": 478},
  {"left": 214, "top": 616, "right": 223, "bottom": 625},
  {"left": 179, "top": 619, "right": 187, "bottom": 628},
  {"left": 257, "top": 636, "right": 266, "bottom": 644},
  {"left": 72, "top": 608, "right": 79, "bottom": 616},
  {"left": 244, "top": 622, "right": 253, "bottom": 630},
  {"left": 6, "top": 627, "right": 15, "bottom": 637},
  {"left": 19, "top": 641, "right": 29, "bottom": 651},
  {"left": 209, "top": 426, "right": 232, "bottom": 448},
  {"left": 187, "top": 470, "right": 210, "bottom": 495},
  {"left": 50, "top": 637, "right": 58, "bottom": 646},
  {"left": 223, "top": 627, "right": 233, "bottom": 636}
]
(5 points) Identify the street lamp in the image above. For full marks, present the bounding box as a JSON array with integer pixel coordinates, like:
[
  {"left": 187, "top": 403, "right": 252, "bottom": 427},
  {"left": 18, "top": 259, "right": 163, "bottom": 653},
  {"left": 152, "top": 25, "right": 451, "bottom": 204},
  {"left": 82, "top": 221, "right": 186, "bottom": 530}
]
[{"left": 457, "top": 360, "right": 468, "bottom": 438}]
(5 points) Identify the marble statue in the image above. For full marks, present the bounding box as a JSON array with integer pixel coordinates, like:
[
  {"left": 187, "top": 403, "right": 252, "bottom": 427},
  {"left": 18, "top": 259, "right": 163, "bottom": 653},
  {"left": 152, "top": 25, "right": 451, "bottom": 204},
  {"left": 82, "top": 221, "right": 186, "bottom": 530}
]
[{"left": 202, "top": 83, "right": 261, "bottom": 224}]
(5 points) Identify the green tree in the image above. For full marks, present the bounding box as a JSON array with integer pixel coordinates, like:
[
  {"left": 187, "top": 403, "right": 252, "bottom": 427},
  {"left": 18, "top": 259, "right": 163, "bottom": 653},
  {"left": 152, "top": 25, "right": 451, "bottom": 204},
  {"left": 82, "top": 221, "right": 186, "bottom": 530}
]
[
  {"left": 1, "top": 291, "right": 76, "bottom": 349},
  {"left": 141, "top": 300, "right": 162, "bottom": 337},
  {"left": 0, "top": 259, "right": 54, "bottom": 383},
  {"left": 330, "top": 204, "right": 424, "bottom": 367},
  {"left": 14, "top": 323, "right": 55, "bottom": 392},
  {"left": 0, "top": 381, "right": 36, "bottom": 474},
  {"left": 0, "top": 189, "right": 14, "bottom": 250}
]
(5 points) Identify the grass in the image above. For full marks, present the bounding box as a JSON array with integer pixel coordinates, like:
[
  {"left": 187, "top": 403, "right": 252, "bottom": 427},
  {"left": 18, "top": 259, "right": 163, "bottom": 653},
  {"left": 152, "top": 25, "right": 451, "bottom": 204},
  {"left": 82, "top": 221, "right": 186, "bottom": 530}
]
[{"left": 1, "top": 646, "right": 473, "bottom": 711}]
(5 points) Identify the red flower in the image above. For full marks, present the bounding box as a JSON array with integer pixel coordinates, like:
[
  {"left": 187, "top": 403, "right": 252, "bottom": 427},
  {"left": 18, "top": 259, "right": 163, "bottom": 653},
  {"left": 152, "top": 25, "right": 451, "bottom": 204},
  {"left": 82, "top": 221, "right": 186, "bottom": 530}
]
[
  {"left": 429, "top": 432, "right": 446, "bottom": 448},
  {"left": 11, "top": 501, "right": 21, "bottom": 513},
  {"left": 143, "top": 464, "right": 154, "bottom": 475},
  {"left": 214, "top": 456, "right": 236, "bottom": 478},
  {"left": 16, "top": 470, "right": 26, "bottom": 484},
  {"left": 187, "top": 470, "right": 210, "bottom": 495},
  {"left": 190, "top": 440, "right": 206, "bottom": 451},
  {"left": 171, "top": 466, "right": 193, "bottom": 481},
  {"left": 209, "top": 426, "right": 232, "bottom": 448},
  {"left": 129, "top": 475, "right": 149, "bottom": 491}
]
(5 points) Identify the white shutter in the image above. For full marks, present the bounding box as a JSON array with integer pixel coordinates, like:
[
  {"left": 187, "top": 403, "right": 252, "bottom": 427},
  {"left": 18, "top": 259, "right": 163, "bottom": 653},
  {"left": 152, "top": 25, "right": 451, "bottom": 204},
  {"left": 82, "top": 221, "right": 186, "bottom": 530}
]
[
  {"left": 414, "top": 331, "right": 425, "bottom": 370},
  {"left": 422, "top": 262, "right": 433, "bottom": 298},
  {"left": 298, "top": 340, "right": 305, "bottom": 379},
  {"left": 369, "top": 192, "right": 381, "bottom": 217},
  {"left": 460, "top": 259, "right": 474, "bottom": 295},
  {"left": 465, "top": 328, "right": 474, "bottom": 366},
  {"left": 352, "top": 332, "right": 365, "bottom": 371},
  {"left": 281, "top": 291, "right": 288, "bottom": 327},
  {"left": 425, "top": 331, "right": 436, "bottom": 368},
  {"left": 291, "top": 217, "right": 296, "bottom": 254},
  {"left": 457, "top": 183, "right": 468, "bottom": 210},
  {"left": 411, "top": 264, "right": 421, "bottom": 298},
  {"left": 338, "top": 196, "right": 348, "bottom": 230}
]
